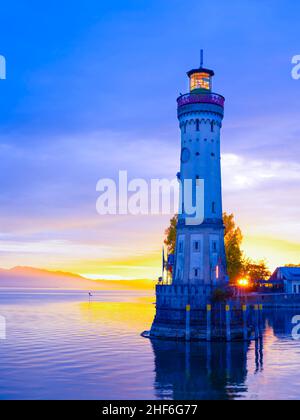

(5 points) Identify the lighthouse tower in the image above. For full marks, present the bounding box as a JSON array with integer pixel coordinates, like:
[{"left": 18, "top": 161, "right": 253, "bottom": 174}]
[
  {"left": 174, "top": 53, "right": 227, "bottom": 292},
  {"left": 149, "top": 54, "right": 228, "bottom": 340}
]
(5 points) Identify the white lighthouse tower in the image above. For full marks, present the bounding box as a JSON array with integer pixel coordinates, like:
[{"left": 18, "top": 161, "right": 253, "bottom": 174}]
[
  {"left": 174, "top": 53, "right": 227, "bottom": 292},
  {"left": 149, "top": 54, "right": 228, "bottom": 340}
]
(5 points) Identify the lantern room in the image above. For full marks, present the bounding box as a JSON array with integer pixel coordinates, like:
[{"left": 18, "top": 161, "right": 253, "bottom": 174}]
[{"left": 187, "top": 67, "right": 214, "bottom": 93}]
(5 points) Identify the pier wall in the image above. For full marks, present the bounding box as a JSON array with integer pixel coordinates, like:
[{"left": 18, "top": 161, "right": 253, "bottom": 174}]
[
  {"left": 245, "top": 293, "right": 300, "bottom": 308},
  {"left": 150, "top": 285, "right": 260, "bottom": 341}
]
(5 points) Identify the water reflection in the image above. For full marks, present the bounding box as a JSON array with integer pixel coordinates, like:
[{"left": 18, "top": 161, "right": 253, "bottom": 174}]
[
  {"left": 1, "top": 291, "right": 300, "bottom": 399},
  {"left": 151, "top": 339, "right": 251, "bottom": 400},
  {"left": 254, "top": 338, "right": 264, "bottom": 374},
  {"left": 265, "top": 309, "right": 298, "bottom": 338}
]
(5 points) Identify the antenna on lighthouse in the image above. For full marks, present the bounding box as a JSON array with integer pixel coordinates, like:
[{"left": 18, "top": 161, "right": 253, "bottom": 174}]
[{"left": 200, "top": 49, "right": 204, "bottom": 68}]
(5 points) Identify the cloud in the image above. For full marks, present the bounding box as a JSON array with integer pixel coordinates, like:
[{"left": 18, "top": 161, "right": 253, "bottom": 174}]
[
  {"left": 0, "top": 130, "right": 299, "bottom": 275},
  {"left": 222, "top": 153, "right": 300, "bottom": 191}
]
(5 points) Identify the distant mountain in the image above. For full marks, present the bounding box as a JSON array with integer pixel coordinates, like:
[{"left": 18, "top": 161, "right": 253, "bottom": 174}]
[
  {"left": 8, "top": 266, "right": 84, "bottom": 279},
  {"left": 0, "top": 266, "right": 155, "bottom": 290}
]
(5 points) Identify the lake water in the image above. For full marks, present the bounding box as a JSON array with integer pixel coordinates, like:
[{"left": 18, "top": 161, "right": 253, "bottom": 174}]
[{"left": 0, "top": 289, "right": 300, "bottom": 400}]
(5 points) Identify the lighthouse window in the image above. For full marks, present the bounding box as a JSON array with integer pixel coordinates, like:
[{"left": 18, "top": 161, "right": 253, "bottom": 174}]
[
  {"left": 194, "top": 268, "right": 199, "bottom": 278},
  {"left": 193, "top": 241, "right": 200, "bottom": 252},
  {"left": 212, "top": 202, "right": 216, "bottom": 213},
  {"left": 178, "top": 242, "right": 183, "bottom": 253},
  {"left": 196, "top": 119, "right": 200, "bottom": 131},
  {"left": 212, "top": 241, "right": 217, "bottom": 253},
  {"left": 190, "top": 72, "right": 211, "bottom": 91},
  {"left": 196, "top": 152, "right": 200, "bottom": 156}
]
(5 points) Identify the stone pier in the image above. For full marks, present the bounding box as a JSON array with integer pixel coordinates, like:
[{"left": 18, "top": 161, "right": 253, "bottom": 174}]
[{"left": 149, "top": 284, "right": 259, "bottom": 342}]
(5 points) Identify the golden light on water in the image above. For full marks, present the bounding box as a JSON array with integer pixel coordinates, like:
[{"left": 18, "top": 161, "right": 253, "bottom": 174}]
[{"left": 79, "top": 296, "right": 155, "bottom": 332}]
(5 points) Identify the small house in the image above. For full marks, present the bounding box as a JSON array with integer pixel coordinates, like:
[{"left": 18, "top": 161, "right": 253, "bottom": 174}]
[{"left": 269, "top": 267, "right": 300, "bottom": 294}]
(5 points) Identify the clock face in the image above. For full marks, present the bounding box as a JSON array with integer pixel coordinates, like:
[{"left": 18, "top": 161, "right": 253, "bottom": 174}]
[{"left": 181, "top": 147, "right": 190, "bottom": 163}]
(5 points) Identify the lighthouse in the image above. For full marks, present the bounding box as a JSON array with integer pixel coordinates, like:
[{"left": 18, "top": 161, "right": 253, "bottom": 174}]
[
  {"left": 174, "top": 52, "right": 227, "bottom": 291},
  {"left": 149, "top": 54, "right": 229, "bottom": 340}
]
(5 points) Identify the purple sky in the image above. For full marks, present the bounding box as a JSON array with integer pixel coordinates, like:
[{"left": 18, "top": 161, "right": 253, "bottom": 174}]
[{"left": 0, "top": 0, "right": 299, "bottom": 278}]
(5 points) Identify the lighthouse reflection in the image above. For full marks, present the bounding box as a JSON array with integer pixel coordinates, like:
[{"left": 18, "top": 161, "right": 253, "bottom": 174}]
[{"left": 150, "top": 339, "right": 255, "bottom": 400}]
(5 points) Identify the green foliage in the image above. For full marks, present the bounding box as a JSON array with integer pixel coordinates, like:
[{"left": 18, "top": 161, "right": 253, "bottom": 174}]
[
  {"left": 223, "top": 213, "right": 244, "bottom": 284},
  {"left": 212, "top": 287, "right": 233, "bottom": 303},
  {"left": 243, "top": 259, "right": 271, "bottom": 282},
  {"left": 284, "top": 264, "right": 300, "bottom": 267},
  {"left": 164, "top": 214, "right": 178, "bottom": 254}
]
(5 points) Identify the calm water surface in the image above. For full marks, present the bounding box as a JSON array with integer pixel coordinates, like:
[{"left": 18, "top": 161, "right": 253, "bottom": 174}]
[{"left": 0, "top": 289, "right": 300, "bottom": 400}]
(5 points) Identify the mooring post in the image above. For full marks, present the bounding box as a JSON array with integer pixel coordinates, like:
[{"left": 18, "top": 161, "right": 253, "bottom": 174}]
[
  {"left": 185, "top": 341, "right": 191, "bottom": 378},
  {"left": 186, "top": 304, "right": 191, "bottom": 341},
  {"left": 206, "top": 342, "right": 212, "bottom": 374},
  {"left": 254, "top": 304, "right": 259, "bottom": 340},
  {"left": 206, "top": 304, "right": 212, "bottom": 342},
  {"left": 226, "top": 342, "right": 232, "bottom": 377},
  {"left": 242, "top": 304, "right": 248, "bottom": 341},
  {"left": 226, "top": 304, "right": 231, "bottom": 342},
  {"left": 259, "top": 304, "right": 263, "bottom": 338}
]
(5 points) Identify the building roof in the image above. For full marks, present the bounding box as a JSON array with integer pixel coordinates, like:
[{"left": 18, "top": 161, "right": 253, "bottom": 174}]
[
  {"left": 270, "top": 267, "right": 300, "bottom": 282},
  {"left": 187, "top": 67, "right": 215, "bottom": 78}
]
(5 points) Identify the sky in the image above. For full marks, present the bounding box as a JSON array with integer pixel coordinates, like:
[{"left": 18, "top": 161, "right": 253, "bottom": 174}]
[{"left": 0, "top": 0, "right": 299, "bottom": 280}]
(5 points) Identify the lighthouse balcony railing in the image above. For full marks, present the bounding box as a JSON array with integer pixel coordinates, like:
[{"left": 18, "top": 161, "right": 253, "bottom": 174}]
[
  {"left": 156, "top": 278, "right": 210, "bottom": 287},
  {"left": 177, "top": 92, "right": 225, "bottom": 108}
]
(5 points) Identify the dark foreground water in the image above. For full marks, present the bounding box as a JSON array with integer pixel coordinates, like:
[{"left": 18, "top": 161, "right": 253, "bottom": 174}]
[{"left": 0, "top": 289, "right": 300, "bottom": 400}]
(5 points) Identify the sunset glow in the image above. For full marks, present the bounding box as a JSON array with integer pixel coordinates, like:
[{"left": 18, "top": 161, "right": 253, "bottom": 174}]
[
  {"left": 0, "top": 1, "right": 299, "bottom": 283},
  {"left": 1, "top": 0, "right": 300, "bottom": 403},
  {"left": 238, "top": 278, "right": 249, "bottom": 288}
]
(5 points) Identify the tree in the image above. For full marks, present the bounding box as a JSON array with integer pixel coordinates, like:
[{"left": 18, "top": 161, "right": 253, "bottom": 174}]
[
  {"left": 223, "top": 213, "right": 244, "bottom": 284},
  {"left": 285, "top": 264, "right": 300, "bottom": 267},
  {"left": 164, "top": 214, "right": 178, "bottom": 254},
  {"left": 243, "top": 259, "right": 271, "bottom": 283},
  {"left": 212, "top": 287, "right": 233, "bottom": 303}
]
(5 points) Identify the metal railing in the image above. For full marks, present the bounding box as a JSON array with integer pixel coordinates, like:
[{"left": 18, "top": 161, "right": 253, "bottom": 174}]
[{"left": 177, "top": 92, "right": 225, "bottom": 108}]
